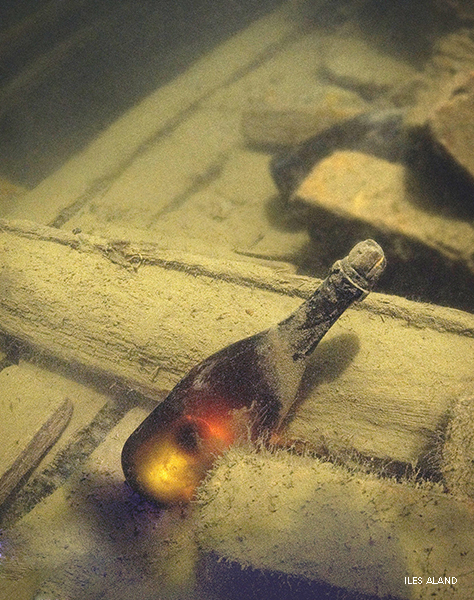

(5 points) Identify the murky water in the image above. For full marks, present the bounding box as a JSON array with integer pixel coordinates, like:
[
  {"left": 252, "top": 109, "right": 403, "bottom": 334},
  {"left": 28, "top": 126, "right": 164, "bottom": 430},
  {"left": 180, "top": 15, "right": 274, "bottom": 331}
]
[{"left": 1, "top": 1, "right": 474, "bottom": 599}]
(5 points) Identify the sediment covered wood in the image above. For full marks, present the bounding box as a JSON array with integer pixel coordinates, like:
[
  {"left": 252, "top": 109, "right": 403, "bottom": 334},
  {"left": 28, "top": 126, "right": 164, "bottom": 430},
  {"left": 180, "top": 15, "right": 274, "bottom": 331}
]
[
  {"left": 5, "top": 4, "right": 300, "bottom": 224},
  {"left": 0, "top": 398, "right": 73, "bottom": 507},
  {"left": 197, "top": 446, "right": 474, "bottom": 599},
  {"left": 0, "top": 218, "right": 473, "bottom": 467}
]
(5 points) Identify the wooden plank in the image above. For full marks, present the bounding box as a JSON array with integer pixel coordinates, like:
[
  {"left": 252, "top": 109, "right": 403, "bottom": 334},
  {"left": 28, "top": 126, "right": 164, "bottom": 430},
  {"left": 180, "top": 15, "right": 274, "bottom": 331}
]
[
  {"left": 0, "top": 218, "right": 302, "bottom": 395},
  {"left": 0, "top": 365, "right": 68, "bottom": 480},
  {"left": 6, "top": 3, "right": 301, "bottom": 225},
  {"left": 65, "top": 108, "right": 243, "bottom": 233},
  {"left": 294, "top": 150, "right": 474, "bottom": 273},
  {"left": 0, "top": 398, "right": 72, "bottom": 507},
  {"left": 197, "top": 446, "right": 474, "bottom": 599},
  {"left": 65, "top": 146, "right": 309, "bottom": 263},
  {"left": 0, "top": 361, "right": 111, "bottom": 500},
  {"left": 0, "top": 218, "right": 473, "bottom": 466}
]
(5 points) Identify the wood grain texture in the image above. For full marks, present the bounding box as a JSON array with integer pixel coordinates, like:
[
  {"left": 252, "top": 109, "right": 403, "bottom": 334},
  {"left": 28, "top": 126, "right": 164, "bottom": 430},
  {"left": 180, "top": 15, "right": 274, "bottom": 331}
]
[
  {"left": 0, "top": 398, "right": 73, "bottom": 506},
  {"left": 0, "top": 218, "right": 473, "bottom": 466},
  {"left": 198, "top": 446, "right": 474, "bottom": 599}
]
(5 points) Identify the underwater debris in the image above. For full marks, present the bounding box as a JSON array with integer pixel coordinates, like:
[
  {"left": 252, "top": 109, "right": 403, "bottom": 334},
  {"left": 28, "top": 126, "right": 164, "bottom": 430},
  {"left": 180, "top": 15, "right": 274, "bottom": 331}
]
[
  {"left": 0, "top": 398, "right": 73, "bottom": 509},
  {"left": 270, "top": 109, "right": 407, "bottom": 197},
  {"left": 428, "top": 71, "right": 474, "bottom": 184}
]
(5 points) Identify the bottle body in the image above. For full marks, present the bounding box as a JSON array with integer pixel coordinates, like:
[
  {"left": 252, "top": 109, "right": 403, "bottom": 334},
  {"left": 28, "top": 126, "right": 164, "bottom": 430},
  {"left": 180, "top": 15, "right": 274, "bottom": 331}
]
[{"left": 122, "top": 333, "right": 281, "bottom": 504}]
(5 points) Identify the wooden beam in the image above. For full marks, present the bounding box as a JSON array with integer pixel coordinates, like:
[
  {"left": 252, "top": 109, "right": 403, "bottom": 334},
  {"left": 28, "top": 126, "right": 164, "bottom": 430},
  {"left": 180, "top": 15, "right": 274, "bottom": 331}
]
[
  {"left": 197, "top": 446, "right": 474, "bottom": 599},
  {"left": 0, "top": 218, "right": 473, "bottom": 467},
  {"left": 0, "top": 398, "right": 73, "bottom": 507}
]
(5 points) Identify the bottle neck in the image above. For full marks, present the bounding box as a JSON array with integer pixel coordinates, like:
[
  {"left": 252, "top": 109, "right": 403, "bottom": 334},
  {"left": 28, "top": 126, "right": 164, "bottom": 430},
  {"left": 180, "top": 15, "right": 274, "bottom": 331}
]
[{"left": 278, "top": 258, "right": 370, "bottom": 361}]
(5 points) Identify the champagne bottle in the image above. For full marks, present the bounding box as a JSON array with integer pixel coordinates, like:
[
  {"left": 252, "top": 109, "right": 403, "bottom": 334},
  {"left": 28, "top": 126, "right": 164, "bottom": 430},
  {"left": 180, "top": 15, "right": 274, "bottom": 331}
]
[{"left": 122, "top": 240, "right": 386, "bottom": 505}]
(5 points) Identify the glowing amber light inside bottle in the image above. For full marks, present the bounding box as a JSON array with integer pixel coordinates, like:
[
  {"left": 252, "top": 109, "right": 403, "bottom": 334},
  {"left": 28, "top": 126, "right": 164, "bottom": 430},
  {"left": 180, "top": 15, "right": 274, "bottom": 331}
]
[
  {"left": 196, "top": 412, "right": 237, "bottom": 448},
  {"left": 132, "top": 430, "right": 205, "bottom": 504},
  {"left": 123, "top": 403, "right": 242, "bottom": 505}
]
